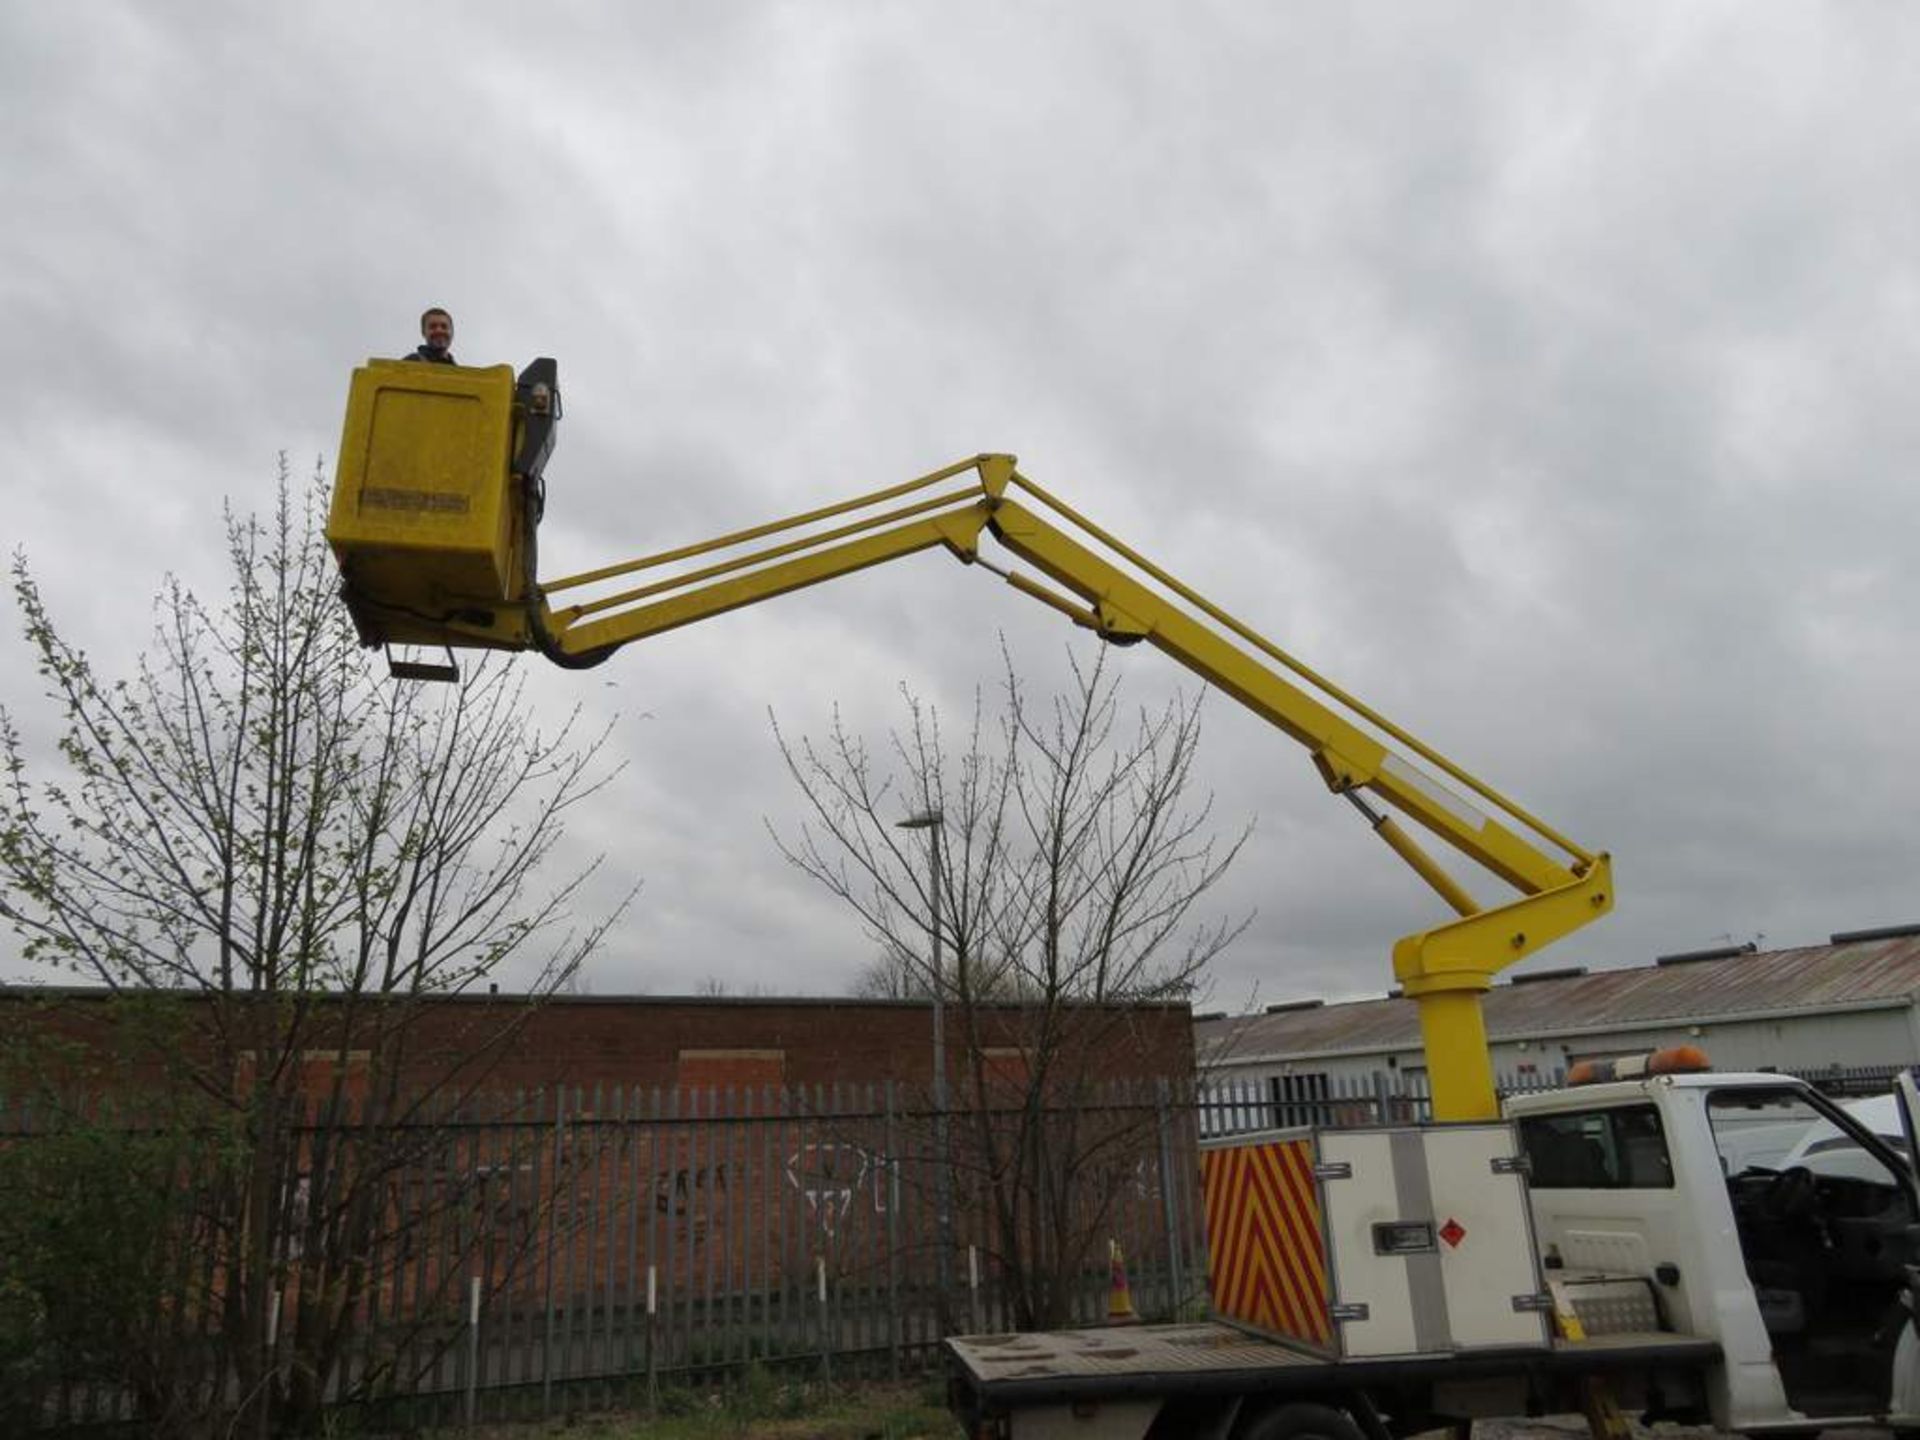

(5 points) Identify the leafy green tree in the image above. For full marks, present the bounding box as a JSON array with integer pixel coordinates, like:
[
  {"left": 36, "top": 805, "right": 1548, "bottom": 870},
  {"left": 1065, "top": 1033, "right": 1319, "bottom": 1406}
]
[
  {"left": 0, "top": 463, "right": 629, "bottom": 1435},
  {"left": 0, "top": 1011, "right": 239, "bottom": 1433}
]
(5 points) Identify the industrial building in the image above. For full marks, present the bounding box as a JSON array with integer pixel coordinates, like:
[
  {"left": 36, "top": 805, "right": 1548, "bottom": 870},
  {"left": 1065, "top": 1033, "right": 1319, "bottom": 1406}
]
[{"left": 1196, "top": 923, "right": 1920, "bottom": 1120}]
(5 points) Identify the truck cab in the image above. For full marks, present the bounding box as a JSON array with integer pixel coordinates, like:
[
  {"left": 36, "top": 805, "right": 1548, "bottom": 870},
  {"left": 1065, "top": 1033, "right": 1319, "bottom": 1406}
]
[{"left": 1507, "top": 1069, "right": 1920, "bottom": 1433}]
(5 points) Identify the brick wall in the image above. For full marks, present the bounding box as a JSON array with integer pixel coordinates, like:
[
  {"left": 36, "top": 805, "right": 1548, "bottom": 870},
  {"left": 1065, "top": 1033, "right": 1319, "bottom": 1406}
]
[
  {"left": 431, "top": 994, "right": 1195, "bottom": 1092},
  {"left": 1, "top": 989, "right": 1197, "bottom": 1095}
]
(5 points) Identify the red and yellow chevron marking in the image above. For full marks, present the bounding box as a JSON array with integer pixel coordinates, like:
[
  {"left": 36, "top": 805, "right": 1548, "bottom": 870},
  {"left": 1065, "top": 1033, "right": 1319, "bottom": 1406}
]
[{"left": 1201, "top": 1137, "right": 1331, "bottom": 1348}]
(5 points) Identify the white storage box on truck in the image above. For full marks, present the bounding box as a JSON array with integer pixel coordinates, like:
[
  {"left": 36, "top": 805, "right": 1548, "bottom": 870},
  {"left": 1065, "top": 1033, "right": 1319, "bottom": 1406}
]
[{"left": 1201, "top": 1123, "right": 1550, "bottom": 1359}]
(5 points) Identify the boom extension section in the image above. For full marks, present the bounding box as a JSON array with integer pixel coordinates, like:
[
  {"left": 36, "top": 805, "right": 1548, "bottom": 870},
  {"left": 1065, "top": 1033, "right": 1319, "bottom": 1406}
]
[{"left": 327, "top": 358, "right": 1611, "bottom": 1121}]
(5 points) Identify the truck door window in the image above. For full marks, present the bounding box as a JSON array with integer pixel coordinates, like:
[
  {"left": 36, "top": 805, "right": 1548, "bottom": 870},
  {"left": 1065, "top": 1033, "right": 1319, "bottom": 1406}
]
[
  {"left": 1707, "top": 1087, "right": 1827, "bottom": 1177},
  {"left": 1708, "top": 1087, "right": 1906, "bottom": 1187},
  {"left": 1519, "top": 1105, "right": 1674, "bottom": 1189}
]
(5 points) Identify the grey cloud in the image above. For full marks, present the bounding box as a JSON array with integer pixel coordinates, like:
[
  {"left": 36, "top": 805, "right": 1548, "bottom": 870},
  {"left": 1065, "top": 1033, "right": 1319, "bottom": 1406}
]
[{"left": 4, "top": 3, "right": 1916, "bottom": 1011}]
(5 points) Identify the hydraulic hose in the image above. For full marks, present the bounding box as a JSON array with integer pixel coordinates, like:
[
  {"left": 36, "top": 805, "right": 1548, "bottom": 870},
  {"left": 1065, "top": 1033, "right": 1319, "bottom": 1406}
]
[{"left": 519, "top": 474, "right": 619, "bottom": 670}]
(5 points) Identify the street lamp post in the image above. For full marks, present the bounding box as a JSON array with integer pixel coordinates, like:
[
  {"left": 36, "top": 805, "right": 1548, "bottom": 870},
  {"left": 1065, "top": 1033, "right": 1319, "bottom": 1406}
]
[{"left": 896, "top": 809, "right": 954, "bottom": 1332}]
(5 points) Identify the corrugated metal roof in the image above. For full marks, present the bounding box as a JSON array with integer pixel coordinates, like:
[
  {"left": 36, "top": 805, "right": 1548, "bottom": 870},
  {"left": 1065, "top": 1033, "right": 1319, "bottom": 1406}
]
[{"left": 1199, "top": 932, "right": 1920, "bottom": 1063}]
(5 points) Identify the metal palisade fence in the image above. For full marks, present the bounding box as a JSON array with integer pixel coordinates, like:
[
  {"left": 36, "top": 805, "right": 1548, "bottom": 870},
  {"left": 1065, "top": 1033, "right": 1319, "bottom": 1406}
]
[
  {"left": 1195, "top": 1061, "right": 1907, "bottom": 1138},
  {"left": 3, "top": 1077, "right": 1211, "bottom": 1430},
  {"left": 12, "top": 1060, "right": 1902, "bottom": 1430}
]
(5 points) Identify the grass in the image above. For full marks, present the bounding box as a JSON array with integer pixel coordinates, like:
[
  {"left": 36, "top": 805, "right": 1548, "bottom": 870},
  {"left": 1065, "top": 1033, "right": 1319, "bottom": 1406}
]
[{"left": 463, "top": 1372, "right": 962, "bottom": 1439}]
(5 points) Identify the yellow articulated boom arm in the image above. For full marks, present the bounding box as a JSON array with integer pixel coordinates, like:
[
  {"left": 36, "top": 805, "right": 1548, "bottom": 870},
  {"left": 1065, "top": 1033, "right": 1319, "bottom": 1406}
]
[{"left": 327, "top": 360, "right": 1611, "bottom": 1121}]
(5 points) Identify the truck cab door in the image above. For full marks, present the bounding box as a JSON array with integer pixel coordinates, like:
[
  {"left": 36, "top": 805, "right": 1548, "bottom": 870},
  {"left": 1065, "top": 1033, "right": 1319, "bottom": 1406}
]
[
  {"left": 1888, "top": 1070, "right": 1920, "bottom": 1421},
  {"left": 1704, "top": 1079, "right": 1920, "bottom": 1428},
  {"left": 1895, "top": 1070, "right": 1920, "bottom": 1186}
]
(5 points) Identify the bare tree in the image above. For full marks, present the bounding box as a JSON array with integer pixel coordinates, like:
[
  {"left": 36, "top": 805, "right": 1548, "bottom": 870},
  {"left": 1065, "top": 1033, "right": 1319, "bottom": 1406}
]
[
  {"left": 771, "top": 642, "right": 1248, "bottom": 1328},
  {"left": 848, "top": 940, "right": 934, "bottom": 1000},
  {"left": 0, "top": 462, "right": 631, "bottom": 1435},
  {"left": 692, "top": 975, "right": 773, "bottom": 997}
]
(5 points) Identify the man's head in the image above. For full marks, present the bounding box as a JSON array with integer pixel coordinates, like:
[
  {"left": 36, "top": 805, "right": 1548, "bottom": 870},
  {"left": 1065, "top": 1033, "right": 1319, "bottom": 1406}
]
[{"left": 419, "top": 307, "right": 454, "bottom": 351}]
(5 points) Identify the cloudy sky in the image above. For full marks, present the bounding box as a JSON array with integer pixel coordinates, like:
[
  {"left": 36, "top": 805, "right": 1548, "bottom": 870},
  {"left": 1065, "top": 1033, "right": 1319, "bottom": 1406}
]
[{"left": 4, "top": 3, "right": 1916, "bottom": 1011}]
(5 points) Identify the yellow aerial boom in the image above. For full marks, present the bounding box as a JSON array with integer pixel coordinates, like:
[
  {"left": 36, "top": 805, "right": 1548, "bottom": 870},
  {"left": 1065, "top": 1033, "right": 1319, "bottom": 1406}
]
[{"left": 327, "top": 357, "right": 1612, "bottom": 1122}]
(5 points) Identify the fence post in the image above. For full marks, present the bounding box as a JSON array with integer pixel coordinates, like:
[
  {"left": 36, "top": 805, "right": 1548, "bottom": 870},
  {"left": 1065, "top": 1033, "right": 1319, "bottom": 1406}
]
[
  {"left": 817, "top": 1255, "right": 831, "bottom": 1383},
  {"left": 622, "top": 1086, "right": 641, "bottom": 1399},
  {"left": 968, "top": 1244, "right": 982, "bottom": 1335},
  {"left": 884, "top": 1081, "right": 901, "bottom": 1379},
  {"left": 465, "top": 1276, "right": 481, "bottom": 1435},
  {"left": 646, "top": 1264, "right": 658, "bottom": 1415},
  {"left": 542, "top": 1087, "right": 564, "bottom": 1418},
  {"left": 1155, "top": 1079, "right": 1184, "bottom": 1318}
]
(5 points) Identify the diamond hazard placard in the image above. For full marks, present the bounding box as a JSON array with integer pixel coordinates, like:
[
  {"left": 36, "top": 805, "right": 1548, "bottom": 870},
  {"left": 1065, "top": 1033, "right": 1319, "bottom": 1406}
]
[{"left": 1439, "top": 1217, "right": 1467, "bottom": 1248}]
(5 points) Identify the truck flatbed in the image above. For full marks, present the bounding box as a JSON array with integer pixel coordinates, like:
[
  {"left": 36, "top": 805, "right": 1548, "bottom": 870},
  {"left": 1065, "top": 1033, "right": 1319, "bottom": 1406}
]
[{"left": 948, "top": 1322, "right": 1722, "bottom": 1411}]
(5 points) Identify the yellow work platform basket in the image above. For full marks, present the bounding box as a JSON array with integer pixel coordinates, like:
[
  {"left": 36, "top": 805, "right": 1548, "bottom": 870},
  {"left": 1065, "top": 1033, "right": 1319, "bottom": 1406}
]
[{"left": 327, "top": 359, "right": 554, "bottom": 653}]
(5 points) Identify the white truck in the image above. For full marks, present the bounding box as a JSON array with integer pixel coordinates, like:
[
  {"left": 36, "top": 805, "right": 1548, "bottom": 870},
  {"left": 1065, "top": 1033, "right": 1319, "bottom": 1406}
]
[{"left": 946, "top": 1063, "right": 1920, "bottom": 1440}]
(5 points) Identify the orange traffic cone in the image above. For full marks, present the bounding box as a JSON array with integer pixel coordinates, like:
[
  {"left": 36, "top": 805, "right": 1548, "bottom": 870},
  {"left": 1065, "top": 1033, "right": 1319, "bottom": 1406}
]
[{"left": 1107, "top": 1239, "right": 1139, "bottom": 1324}]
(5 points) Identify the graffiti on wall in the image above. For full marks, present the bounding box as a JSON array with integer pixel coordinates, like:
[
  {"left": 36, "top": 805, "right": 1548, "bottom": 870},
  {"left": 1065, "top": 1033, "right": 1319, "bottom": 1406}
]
[{"left": 784, "top": 1143, "right": 895, "bottom": 1236}]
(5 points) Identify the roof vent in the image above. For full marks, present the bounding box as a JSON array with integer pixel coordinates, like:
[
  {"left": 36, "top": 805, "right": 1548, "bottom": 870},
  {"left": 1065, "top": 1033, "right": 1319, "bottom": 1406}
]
[
  {"left": 1656, "top": 942, "right": 1756, "bottom": 967},
  {"left": 1508, "top": 966, "right": 1588, "bottom": 986},
  {"left": 1831, "top": 922, "right": 1920, "bottom": 945},
  {"left": 1264, "top": 998, "right": 1326, "bottom": 1015}
]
